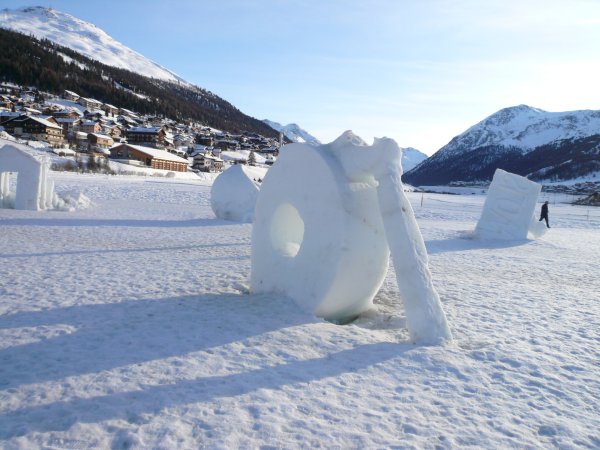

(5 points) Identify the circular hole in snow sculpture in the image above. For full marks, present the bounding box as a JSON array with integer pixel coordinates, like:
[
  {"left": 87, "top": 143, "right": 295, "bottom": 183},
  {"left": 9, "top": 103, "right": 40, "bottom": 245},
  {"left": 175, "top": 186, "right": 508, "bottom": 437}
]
[{"left": 270, "top": 203, "right": 304, "bottom": 257}]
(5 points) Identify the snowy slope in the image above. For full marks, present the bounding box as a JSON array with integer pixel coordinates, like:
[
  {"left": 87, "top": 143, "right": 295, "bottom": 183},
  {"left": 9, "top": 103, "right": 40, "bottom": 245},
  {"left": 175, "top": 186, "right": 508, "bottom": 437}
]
[
  {"left": 0, "top": 172, "right": 598, "bottom": 448},
  {"left": 401, "top": 146, "right": 428, "bottom": 172},
  {"left": 0, "top": 6, "right": 186, "bottom": 84},
  {"left": 404, "top": 105, "right": 600, "bottom": 185},
  {"left": 263, "top": 119, "right": 321, "bottom": 146},
  {"left": 440, "top": 104, "right": 600, "bottom": 160}
]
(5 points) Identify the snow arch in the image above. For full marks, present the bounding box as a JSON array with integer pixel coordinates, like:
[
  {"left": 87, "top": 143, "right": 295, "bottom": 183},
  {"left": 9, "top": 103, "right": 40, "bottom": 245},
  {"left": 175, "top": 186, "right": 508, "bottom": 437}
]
[
  {"left": 0, "top": 143, "right": 53, "bottom": 211},
  {"left": 251, "top": 132, "right": 452, "bottom": 345}
]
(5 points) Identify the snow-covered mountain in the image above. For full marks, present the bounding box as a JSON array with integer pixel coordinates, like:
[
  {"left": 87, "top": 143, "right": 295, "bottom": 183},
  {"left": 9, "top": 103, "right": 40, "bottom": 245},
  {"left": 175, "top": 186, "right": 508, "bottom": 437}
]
[
  {"left": 401, "top": 147, "right": 428, "bottom": 172},
  {"left": 404, "top": 105, "right": 600, "bottom": 185},
  {"left": 263, "top": 120, "right": 321, "bottom": 146},
  {"left": 0, "top": 6, "right": 186, "bottom": 84},
  {"left": 439, "top": 105, "right": 600, "bottom": 160}
]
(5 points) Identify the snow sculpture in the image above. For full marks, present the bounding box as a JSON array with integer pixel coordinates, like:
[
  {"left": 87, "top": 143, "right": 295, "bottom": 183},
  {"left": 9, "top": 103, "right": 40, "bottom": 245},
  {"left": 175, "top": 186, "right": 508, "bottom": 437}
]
[
  {"left": 251, "top": 131, "right": 452, "bottom": 344},
  {"left": 475, "top": 169, "right": 546, "bottom": 240},
  {"left": 210, "top": 164, "right": 261, "bottom": 222},
  {"left": 0, "top": 142, "right": 53, "bottom": 211}
]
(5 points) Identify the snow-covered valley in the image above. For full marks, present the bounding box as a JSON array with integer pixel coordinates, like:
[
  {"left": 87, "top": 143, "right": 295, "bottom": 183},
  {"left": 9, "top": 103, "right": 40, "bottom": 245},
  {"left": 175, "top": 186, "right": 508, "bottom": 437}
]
[{"left": 0, "top": 173, "right": 599, "bottom": 448}]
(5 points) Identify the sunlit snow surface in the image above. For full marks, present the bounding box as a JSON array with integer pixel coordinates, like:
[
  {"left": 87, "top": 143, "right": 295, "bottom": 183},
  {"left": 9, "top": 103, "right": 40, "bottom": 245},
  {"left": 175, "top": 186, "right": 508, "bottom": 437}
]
[{"left": 0, "top": 173, "right": 599, "bottom": 448}]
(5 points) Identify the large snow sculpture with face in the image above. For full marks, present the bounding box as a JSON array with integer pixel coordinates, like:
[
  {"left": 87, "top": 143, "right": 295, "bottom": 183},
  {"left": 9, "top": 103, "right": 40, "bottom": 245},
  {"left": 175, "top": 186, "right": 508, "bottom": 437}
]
[{"left": 251, "top": 131, "right": 452, "bottom": 345}]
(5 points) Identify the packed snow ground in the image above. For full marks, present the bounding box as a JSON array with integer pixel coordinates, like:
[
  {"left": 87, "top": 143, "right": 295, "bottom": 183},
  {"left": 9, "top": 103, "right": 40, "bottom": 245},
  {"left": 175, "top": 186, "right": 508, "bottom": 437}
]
[{"left": 0, "top": 172, "right": 599, "bottom": 449}]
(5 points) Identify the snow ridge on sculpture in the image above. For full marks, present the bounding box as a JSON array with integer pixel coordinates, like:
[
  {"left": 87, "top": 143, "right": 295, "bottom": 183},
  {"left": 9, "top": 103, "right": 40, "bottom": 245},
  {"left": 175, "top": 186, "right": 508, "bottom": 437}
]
[{"left": 251, "top": 131, "right": 452, "bottom": 345}]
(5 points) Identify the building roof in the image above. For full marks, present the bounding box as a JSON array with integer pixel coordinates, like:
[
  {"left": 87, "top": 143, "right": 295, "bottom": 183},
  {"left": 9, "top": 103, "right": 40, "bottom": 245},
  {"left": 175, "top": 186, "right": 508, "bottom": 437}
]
[
  {"left": 80, "top": 97, "right": 103, "bottom": 105},
  {"left": 29, "top": 115, "right": 63, "bottom": 130},
  {"left": 89, "top": 133, "right": 113, "bottom": 140},
  {"left": 128, "top": 126, "right": 163, "bottom": 133},
  {"left": 112, "top": 143, "right": 189, "bottom": 164}
]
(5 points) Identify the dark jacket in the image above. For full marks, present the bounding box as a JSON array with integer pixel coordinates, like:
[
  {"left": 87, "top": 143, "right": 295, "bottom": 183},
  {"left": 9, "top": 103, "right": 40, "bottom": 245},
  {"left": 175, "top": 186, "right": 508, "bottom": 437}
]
[{"left": 541, "top": 203, "right": 549, "bottom": 217}]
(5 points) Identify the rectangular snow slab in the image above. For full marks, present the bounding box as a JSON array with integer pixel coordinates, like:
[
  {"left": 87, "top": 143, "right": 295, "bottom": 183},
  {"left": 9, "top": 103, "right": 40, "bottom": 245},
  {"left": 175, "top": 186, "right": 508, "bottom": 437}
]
[{"left": 475, "top": 169, "right": 541, "bottom": 240}]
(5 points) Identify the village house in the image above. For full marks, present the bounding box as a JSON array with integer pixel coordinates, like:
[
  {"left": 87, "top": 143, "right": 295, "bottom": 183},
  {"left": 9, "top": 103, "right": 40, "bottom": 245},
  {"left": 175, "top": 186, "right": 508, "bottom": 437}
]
[
  {"left": 78, "top": 97, "right": 104, "bottom": 110},
  {"left": 63, "top": 90, "right": 80, "bottom": 102},
  {"left": 2, "top": 114, "right": 64, "bottom": 147},
  {"left": 80, "top": 120, "right": 102, "bottom": 134},
  {"left": 214, "top": 138, "right": 239, "bottom": 151},
  {"left": 48, "top": 109, "right": 82, "bottom": 119},
  {"left": 109, "top": 143, "right": 190, "bottom": 172},
  {"left": 126, "top": 126, "right": 168, "bottom": 149},
  {"left": 0, "top": 95, "right": 15, "bottom": 110},
  {"left": 87, "top": 133, "right": 114, "bottom": 152},
  {"left": 55, "top": 117, "right": 81, "bottom": 136},
  {"left": 103, "top": 103, "right": 119, "bottom": 117},
  {"left": 192, "top": 152, "right": 224, "bottom": 173},
  {"left": 118, "top": 107, "right": 139, "bottom": 118},
  {"left": 0, "top": 111, "right": 21, "bottom": 126}
]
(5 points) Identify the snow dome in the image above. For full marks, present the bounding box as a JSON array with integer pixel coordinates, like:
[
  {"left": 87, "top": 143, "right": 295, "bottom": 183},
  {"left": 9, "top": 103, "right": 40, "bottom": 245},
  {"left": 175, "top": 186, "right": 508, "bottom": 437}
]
[
  {"left": 251, "top": 131, "right": 452, "bottom": 344},
  {"left": 210, "top": 164, "right": 264, "bottom": 222}
]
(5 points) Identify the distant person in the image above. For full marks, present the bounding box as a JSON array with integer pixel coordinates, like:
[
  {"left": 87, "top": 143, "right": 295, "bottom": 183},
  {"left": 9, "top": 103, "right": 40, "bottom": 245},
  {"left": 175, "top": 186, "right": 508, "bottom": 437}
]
[{"left": 539, "top": 201, "right": 550, "bottom": 228}]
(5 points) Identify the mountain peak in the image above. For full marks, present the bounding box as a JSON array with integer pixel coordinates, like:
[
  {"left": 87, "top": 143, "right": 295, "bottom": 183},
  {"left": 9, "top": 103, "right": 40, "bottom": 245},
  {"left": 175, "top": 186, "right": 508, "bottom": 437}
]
[
  {"left": 403, "top": 105, "right": 600, "bottom": 185},
  {"left": 263, "top": 119, "right": 321, "bottom": 146},
  {"left": 0, "top": 6, "right": 185, "bottom": 84}
]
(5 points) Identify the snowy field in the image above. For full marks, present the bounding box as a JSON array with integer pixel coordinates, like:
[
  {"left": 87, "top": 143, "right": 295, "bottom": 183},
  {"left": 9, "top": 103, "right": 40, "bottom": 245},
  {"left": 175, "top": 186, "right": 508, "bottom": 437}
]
[{"left": 0, "top": 172, "right": 599, "bottom": 449}]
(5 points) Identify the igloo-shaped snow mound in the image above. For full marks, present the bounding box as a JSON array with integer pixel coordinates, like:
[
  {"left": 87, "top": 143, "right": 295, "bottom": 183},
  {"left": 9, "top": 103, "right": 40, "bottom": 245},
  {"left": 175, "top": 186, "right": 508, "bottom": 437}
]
[
  {"left": 251, "top": 131, "right": 452, "bottom": 344},
  {"left": 210, "top": 164, "right": 262, "bottom": 222},
  {"left": 0, "top": 141, "right": 53, "bottom": 211},
  {"left": 475, "top": 169, "right": 546, "bottom": 240}
]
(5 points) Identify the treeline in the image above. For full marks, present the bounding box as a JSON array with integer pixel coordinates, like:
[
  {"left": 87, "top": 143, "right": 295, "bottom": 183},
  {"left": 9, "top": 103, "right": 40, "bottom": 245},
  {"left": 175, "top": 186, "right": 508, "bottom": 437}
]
[{"left": 0, "top": 28, "right": 278, "bottom": 137}]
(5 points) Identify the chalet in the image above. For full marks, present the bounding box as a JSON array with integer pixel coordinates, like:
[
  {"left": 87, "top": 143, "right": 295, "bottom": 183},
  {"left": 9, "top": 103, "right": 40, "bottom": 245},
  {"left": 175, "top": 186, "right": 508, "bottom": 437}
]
[
  {"left": 106, "top": 125, "right": 124, "bottom": 139},
  {"left": 55, "top": 117, "right": 81, "bottom": 135},
  {"left": 78, "top": 97, "right": 104, "bottom": 110},
  {"left": 2, "top": 114, "right": 64, "bottom": 147},
  {"left": 63, "top": 90, "right": 80, "bottom": 102},
  {"left": 195, "top": 134, "right": 214, "bottom": 146},
  {"left": 109, "top": 143, "right": 189, "bottom": 172},
  {"left": 103, "top": 103, "right": 119, "bottom": 116},
  {"left": 0, "top": 111, "right": 21, "bottom": 126},
  {"left": 0, "top": 95, "right": 14, "bottom": 110},
  {"left": 49, "top": 109, "right": 82, "bottom": 119},
  {"left": 118, "top": 107, "right": 139, "bottom": 118},
  {"left": 192, "top": 152, "right": 224, "bottom": 173},
  {"left": 80, "top": 120, "right": 102, "bottom": 134},
  {"left": 88, "top": 133, "right": 114, "bottom": 152},
  {"left": 214, "top": 139, "right": 239, "bottom": 151},
  {"left": 117, "top": 115, "right": 138, "bottom": 127},
  {"left": 84, "top": 110, "right": 105, "bottom": 121},
  {"left": 126, "top": 126, "right": 168, "bottom": 148},
  {"left": 75, "top": 131, "right": 89, "bottom": 150}
]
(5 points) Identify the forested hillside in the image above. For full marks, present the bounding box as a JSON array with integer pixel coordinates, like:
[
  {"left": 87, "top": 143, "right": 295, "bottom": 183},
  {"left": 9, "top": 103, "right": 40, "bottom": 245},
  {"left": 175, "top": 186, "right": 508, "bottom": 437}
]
[{"left": 0, "top": 28, "right": 278, "bottom": 137}]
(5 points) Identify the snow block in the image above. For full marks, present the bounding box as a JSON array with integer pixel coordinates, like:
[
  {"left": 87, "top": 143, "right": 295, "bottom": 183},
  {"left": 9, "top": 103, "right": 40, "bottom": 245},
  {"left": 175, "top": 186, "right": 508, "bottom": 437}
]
[
  {"left": 0, "top": 142, "right": 53, "bottom": 211},
  {"left": 251, "top": 131, "right": 452, "bottom": 344},
  {"left": 475, "top": 169, "right": 542, "bottom": 240},
  {"left": 210, "top": 165, "right": 260, "bottom": 222}
]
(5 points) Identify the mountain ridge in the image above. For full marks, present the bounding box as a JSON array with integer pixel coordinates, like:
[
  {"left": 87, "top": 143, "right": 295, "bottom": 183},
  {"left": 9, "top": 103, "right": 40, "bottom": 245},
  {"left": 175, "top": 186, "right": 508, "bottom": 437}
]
[
  {"left": 0, "top": 20, "right": 278, "bottom": 137},
  {"left": 0, "top": 6, "right": 186, "bottom": 84},
  {"left": 404, "top": 104, "right": 600, "bottom": 185},
  {"left": 262, "top": 119, "right": 321, "bottom": 146}
]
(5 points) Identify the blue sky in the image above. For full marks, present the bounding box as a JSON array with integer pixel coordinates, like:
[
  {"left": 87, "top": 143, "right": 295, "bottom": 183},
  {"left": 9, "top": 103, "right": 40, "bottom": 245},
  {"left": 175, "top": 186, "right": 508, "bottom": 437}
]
[{"left": 4, "top": 0, "right": 600, "bottom": 154}]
